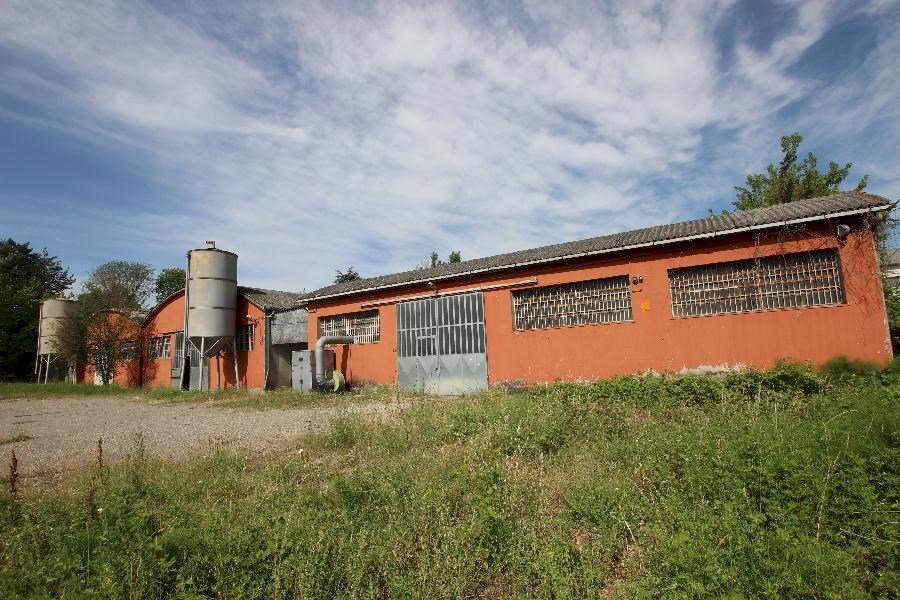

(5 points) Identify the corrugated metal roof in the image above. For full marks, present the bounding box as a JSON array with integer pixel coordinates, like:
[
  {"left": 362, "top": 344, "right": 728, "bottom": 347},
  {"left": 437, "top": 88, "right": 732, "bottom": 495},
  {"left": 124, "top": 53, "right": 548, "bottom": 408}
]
[
  {"left": 302, "top": 192, "right": 892, "bottom": 303},
  {"left": 142, "top": 286, "right": 304, "bottom": 324},
  {"left": 238, "top": 287, "right": 304, "bottom": 311}
]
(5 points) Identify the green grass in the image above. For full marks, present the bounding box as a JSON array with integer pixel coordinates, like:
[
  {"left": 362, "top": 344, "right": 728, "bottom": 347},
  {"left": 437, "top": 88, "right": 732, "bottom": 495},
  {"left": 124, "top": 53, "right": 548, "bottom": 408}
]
[
  {"left": 1, "top": 361, "right": 898, "bottom": 598},
  {"left": 0, "top": 381, "right": 405, "bottom": 410},
  {"left": 0, "top": 382, "right": 140, "bottom": 399}
]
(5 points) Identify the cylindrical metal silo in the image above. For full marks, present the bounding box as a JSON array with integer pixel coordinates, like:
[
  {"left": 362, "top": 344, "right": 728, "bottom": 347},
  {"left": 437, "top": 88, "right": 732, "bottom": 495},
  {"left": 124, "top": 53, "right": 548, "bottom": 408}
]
[
  {"left": 187, "top": 247, "right": 238, "bottom": 356},
  {"left": 36, "top": 298, "right": 77, "bottom": 383}
]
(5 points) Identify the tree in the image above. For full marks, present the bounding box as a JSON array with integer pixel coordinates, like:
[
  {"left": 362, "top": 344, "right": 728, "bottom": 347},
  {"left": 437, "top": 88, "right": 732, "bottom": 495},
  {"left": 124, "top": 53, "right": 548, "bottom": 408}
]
[
  {"left": 733, "top": 132, "right": 868, "bottom": 211},
  {"left": 0, "top": 239, "right": 74, "bottom": 380},
  {"left": 83, "top": 260, "right": 155, "bottom": 311},
  {"left": 884, "top": 286, "right": 900, "bottom": 352},
  {"left": 55, "top": 301, "right": 139, "bottom": 386},
  {"left": 155, "top": 267, "right": 185, "bottom": 303},
  {"left": 419, "top": 251, "right": 463, "bottom": 269},
  {"left": 731, "top": 133, "right": 899, "bottom": 351},
  {"left": 334, "top": 267, "right": 361, "bottom": 283},
  {"left": 55, "top": 261, "right": 153, "bottom": 385}
]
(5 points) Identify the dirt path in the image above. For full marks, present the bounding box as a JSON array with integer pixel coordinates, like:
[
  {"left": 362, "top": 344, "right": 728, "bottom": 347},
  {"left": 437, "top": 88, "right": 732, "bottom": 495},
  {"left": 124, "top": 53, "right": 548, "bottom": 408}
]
[{"left": 0, "top": 396, "right": 394, "bottom": 476}]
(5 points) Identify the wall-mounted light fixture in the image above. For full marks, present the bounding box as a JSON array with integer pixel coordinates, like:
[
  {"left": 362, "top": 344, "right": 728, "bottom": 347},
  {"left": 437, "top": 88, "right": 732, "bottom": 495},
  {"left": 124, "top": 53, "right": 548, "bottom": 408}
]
[
  {"left": 835, "top": 224, "right": 851, "bottom": 242},
  {"left": 632, "top": 275, "right": 644, "bottom": 285}
]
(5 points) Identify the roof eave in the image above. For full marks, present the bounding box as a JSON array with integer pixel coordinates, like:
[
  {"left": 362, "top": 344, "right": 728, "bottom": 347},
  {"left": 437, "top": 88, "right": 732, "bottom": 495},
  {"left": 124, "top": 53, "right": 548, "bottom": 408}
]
[
  {"left": 141, "top": 288, "right": 185, "bottom": 326},
  {"left": 302, "top": 204, "right": 890, "bottom": 305},
  {"left": 240, "top": 293, "right": 267, "bottom": 312}
]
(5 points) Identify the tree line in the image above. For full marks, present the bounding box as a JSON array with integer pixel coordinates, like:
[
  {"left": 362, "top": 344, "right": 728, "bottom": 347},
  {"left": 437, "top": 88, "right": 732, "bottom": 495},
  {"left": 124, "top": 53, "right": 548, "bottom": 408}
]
[{"left": 334, "top": 250, "right": 462, "bottom": 284}]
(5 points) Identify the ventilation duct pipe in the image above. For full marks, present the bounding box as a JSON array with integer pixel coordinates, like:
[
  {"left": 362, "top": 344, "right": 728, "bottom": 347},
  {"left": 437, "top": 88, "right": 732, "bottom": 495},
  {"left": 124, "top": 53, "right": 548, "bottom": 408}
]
[{"left": 315, "top": 335, "right": 354, "bottom": 387}]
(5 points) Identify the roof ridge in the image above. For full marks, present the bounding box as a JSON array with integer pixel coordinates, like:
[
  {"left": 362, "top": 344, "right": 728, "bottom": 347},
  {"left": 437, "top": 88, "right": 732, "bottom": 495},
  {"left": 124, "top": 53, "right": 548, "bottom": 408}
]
[{"left": 302, "top": 191, "right": 892, "bottom": 302}]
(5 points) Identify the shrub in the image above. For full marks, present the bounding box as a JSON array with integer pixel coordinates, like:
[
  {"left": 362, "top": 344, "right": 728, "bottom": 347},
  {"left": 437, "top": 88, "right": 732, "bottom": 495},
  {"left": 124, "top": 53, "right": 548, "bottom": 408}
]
[
  {"left": 763, "top": 359, "right": 823, "bottom": 395},
  {"left": 821, "top": 356, "right": 882, "bottom": 380}
]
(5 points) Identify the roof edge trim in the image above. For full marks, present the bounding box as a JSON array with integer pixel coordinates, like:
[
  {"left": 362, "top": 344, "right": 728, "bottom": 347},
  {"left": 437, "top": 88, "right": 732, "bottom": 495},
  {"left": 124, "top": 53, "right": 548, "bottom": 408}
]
[{"left": 141, "top": 288, "right": 185, "bottom": 326}]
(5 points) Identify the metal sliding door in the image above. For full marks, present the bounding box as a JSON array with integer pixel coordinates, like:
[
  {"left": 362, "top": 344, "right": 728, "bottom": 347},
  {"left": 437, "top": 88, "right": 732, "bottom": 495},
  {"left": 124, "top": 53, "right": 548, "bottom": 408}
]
[{"left": 396, "top": 292, "right": 487, "bottom": 394}]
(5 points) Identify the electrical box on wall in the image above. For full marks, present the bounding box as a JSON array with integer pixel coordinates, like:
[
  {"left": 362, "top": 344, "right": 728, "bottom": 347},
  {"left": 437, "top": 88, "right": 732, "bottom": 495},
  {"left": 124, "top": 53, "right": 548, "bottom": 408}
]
[{"left": 291, "top": 349, "right": 335, "bottom": 392}]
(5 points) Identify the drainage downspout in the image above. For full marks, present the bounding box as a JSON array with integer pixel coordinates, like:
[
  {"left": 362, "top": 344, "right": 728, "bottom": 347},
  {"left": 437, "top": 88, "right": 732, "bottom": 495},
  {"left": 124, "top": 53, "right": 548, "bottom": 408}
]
[
  {"left": 263, "top": 312, "right": 272, "bottom": 390},
  {"left": 180, "top": 251, "right": 191, "bottom": 390},
  {"left": 315, "top": 335, "right": 353, "bottom": 387}
]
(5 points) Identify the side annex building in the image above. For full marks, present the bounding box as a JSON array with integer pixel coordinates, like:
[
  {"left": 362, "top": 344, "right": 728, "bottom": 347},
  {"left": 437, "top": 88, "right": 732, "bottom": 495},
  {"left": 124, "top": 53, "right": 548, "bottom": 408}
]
[{"left": 77, "top": 286, "right": 306, "bottom": 390}]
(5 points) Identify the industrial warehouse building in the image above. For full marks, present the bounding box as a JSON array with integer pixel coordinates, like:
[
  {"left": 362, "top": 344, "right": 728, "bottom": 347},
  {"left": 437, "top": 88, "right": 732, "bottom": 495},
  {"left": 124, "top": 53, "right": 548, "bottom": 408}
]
[
  {"left": 301, "top": 192, "right": 893, "bottom": 394},
  {"left": 57, "top": 192, "right": 893, "bottom": 392}
]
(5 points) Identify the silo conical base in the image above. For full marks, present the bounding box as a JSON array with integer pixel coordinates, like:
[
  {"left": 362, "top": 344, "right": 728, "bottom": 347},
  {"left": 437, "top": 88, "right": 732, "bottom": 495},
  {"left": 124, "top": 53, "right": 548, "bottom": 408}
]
[
  {"left": 36, "top": 354, "right": 71, "bottom": 384},
  {"left": 186, "top": 337, "right": 239, "bottom": 390}
]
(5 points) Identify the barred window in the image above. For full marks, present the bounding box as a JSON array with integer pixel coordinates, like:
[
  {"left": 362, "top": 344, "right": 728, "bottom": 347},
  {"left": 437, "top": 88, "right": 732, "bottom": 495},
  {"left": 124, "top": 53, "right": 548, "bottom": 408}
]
[
  {"left": 119, "top": 341, "right": 139, "bottom": 361},
  {"left": 512, "top": 276, "right": 633, "bottom": 330},
  {"left": 669, "top": 249, "right": 844, "bottom": 318},
  {"left": 318, "top": 310, "right": 380, "bottom": 344},
  {"left": 147, "top": 336, "right": 171, "bottom": 359},
  {"left": 236, "top": 324, "right": 254, "bottom": 352}
]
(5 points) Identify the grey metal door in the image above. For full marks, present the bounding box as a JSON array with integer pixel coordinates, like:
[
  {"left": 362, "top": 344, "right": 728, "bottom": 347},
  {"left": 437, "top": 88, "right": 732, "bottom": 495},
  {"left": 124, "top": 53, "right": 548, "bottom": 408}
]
[
  {"left": 171, "top": 332, "right": 184, "bottom": 388},
  {"left": 396, "top": 292, "right": 487, "bottom": 394},
  {"left": 187, "top": 344, "right": 208, "bottom": 391}
]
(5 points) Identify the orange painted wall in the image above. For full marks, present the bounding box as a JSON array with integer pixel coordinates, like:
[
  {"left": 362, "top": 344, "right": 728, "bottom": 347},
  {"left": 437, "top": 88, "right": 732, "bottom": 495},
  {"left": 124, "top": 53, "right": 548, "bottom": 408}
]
[
  {"left": 141, "top": 292, "right": 185, "bottom": 388},
  {"left": 206, "top": 298, "right": 267, "bottom": 389},
  {"left": 308, "top": 221, "right": 891, "bottom": 386},
  {"left": 80, "top": 361, "right": 142, "bottom": 387},
  {"left": 81, "top": 359, "right": 142, "bottom": 387}
]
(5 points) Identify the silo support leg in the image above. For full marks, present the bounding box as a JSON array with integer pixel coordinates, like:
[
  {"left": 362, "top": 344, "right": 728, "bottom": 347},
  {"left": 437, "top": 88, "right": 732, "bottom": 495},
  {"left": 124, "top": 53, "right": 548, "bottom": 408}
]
[{"left": 199, "top": 338, "right": 205, "bottom": 392}]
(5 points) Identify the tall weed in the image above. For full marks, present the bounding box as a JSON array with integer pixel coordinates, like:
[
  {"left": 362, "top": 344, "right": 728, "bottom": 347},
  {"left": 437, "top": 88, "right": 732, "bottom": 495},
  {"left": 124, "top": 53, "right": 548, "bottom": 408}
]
[{"left": 2, "top": 362, "right": 897, "bottom": 597}]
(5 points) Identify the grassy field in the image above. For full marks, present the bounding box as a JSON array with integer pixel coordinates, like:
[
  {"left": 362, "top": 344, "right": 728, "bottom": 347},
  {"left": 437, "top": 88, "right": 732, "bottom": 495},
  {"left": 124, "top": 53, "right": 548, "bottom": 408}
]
[{"left": 1, "top": 360, "right": 898, "bottom": 598}]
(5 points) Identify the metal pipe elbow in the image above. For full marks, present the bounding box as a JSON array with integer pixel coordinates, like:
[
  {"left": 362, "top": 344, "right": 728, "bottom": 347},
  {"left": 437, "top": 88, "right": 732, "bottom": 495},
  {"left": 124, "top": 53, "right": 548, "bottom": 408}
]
[{"left": 315, "top": 335, "right": 354, "bottom": 387}]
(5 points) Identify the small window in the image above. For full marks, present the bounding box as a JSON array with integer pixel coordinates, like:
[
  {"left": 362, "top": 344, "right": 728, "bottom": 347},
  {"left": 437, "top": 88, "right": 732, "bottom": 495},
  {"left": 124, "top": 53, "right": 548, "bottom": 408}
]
[
  {"left": 669, "top": 249, "right": 845, "bottom": 318},
  {"left": 318, "top": 310, "right": 380, "bottom": 344},
  {"left": 119, "top": 341, "right": 139, "bottom": 361},
  {"left": 512, "top": 276, "right": 633, "bottom": 330},
  {"left": 236, "top": 324, "right": 254, "bottom": 352},
  {"left": 147, "top": 336, "right": 171, "bottom": 359},
  {"left": 172, "top": 331, "right": 184, "bottom": 370}
]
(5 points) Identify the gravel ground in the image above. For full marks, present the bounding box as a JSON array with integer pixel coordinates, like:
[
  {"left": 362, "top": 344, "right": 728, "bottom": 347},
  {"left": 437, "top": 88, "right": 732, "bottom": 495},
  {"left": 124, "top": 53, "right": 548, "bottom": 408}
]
[{"left": 0, "top": 396, "right": 398, "bottom": 476}]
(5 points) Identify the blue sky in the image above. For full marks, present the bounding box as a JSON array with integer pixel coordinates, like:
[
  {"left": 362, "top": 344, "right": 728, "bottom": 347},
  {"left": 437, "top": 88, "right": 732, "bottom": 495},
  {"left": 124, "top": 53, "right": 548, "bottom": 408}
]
[{"left": 1, "top": 0, "right": 897, "bottom": 293}]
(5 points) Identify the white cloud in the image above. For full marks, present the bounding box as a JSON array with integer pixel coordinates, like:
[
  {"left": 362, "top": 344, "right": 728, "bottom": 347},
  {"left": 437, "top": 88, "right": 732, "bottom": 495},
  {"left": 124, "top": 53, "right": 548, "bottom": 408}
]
[{"left": 0, "top": 0, "right": 897, "bottom": 292}]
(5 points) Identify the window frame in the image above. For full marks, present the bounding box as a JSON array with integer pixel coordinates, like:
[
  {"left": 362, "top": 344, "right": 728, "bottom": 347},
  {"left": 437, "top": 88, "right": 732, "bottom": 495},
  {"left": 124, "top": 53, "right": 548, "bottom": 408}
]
[
  {"left": 317, "top": 309, "right": 381, "bottom": 344},
  {"left": 236, "top": 324, "right": 254, "bottom": 352},
  {"left": 511, "top": 275, "right": 634, "bottom": 331},
  {"left": 147, "top": 335, "right": 171, "bottom": 360},
  {"left": 171, "top": 331, "right": 184, "bottom": 370},
  {"left": 668, "top": 248, "right": 846, "bottom": 318},
  {"left": 119, "top": 340, "right": 140, "bottom": 361}
]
